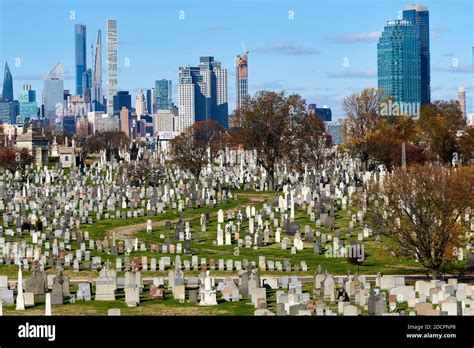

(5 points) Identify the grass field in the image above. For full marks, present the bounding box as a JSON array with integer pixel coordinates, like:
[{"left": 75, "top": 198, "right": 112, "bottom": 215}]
[{"left": 1, "top": 189, "right": 472, "bottom": 315}]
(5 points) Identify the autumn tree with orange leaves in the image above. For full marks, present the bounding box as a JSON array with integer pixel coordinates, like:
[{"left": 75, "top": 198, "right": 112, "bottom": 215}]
[{"left": 368, "top": 164, "right": 474, "bottom": 279}]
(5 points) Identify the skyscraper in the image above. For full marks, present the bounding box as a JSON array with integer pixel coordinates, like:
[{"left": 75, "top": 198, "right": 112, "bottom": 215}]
[
  {"left": 106, "top": 19, "right": 118, "bottom": 115},
  {"left": 235, "top": 54, "right": 248, "bottom": 110},
  {"left": 178, "top": 67, "right": 197, "bottom": 132},
  {"left": 91, "top": 30, "right": 104, "bottom": 112},
  {"left": 403, "top": 5, "right": 430, "bottom": 105},
  {"left": 377, "top": 20, "right": 421, "bottom": 108},
  {"left": 82, "top": 68, "right": 92, "bottom": 103},
  {"left": 120, "top": 106, "right": 129, "bottom": 137},
  {"left": 155, "top": 79, "right": 172, "bottom": 110},
  {"left": 113, "top": 91, "right": 131, "bottom": 115},
  {"left": 18, "top": 84, "right": 38, "bottom": 120},
  {"left": 178, "top": 56, "right": 228, "bottom": 131},
  {"left": 146, "top": 88, "right": 156, "bottom": 114},
  {"left": 308, "top": 104, "right": 332, "bottom": 122},
  {"left": 43, "top": 62, "right": 64, "bottom": 122},
  {"left": 2, "top": 61, "right": 13, "bottom": 102},
  {"left": 75, "top": 24, "right": 87, "bottom": 95},
  {"left": 458, "top": 86, "right": 466, "bottom": 118},
  {"left": 0, "top": 101, "right": 19, "bottom": 124},
  {"left": 135, "top": 89, "right": 146, "bottom": 117}
]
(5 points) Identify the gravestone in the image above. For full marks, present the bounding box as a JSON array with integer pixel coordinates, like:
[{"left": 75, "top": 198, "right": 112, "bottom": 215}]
[{"left": 24, "top": 265, "right": 47, "bottom": 299}]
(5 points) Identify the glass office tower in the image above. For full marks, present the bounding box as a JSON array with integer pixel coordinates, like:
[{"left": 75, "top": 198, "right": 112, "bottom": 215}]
[
  {"left": 43, "top": 62, "right": 64, "bottom": 121},
  {"left": 75, "top": 24, "right": 87, "bottom": 95},
  {"left": 155, "top": 79, "right": 172, "bottom": 110},
  {"left": 18, "top": 84, "right": 38, "bottom": 119},
  {"left": 377, "top": 20, "right": 421, "bottom": 106},
  {"left": 2, "top": 61, "right": 13, "bottom": 102},
  {"left": 403, "top": 5, "right": 430, "bottom": 105}
]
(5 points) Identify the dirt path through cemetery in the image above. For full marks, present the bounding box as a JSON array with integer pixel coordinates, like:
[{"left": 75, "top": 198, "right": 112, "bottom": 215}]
[
  {"left": 105, "top": 192, "right": 274, "bottom": 241},
  {"left": 106, "top": 217, "right": 194, "bottom": 240}
]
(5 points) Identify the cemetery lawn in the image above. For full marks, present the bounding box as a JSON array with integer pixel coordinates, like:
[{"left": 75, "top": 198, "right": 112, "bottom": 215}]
[
  {"left": 2, "top": 190, "right": 472, "bottom": 280},
  {"left": 0, "top": 283, "right": 425, "bottom": 316},
  {"left": 1, "top": 289, "right": 256, "bottom": 316}
]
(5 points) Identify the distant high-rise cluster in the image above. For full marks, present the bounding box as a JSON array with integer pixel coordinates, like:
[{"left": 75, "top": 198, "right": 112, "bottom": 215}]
[
  {"left": 2, "top": 18, "right": 235, "bottom": 133},
  {"left": 7, "top": 3, "right": 470, "bottom": 137},
  {"left": 178, "top": 56, "right": 228, "bottom": 132},
  {"left": 377, "top": 5, "right": 431, "bottom": 109}
]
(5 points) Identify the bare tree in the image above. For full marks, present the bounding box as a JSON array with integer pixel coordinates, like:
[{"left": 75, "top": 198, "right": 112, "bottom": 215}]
[
  {"left": 368, "top": 164, "right": 474, "bottom": 279},
  {"left": 41, "top": 124, "right": 66, "bottom": 146},
  {"left": 170, "top": 120, "right": 225, "bottom": 183},
  {"left": 75, "top": 117, "right": 90, "bottom": 145},
  {"left": 0, "top": 147, "right": 35, "bottom": 176},
  {"left": 418, "top": 101, "right": 467, "bottom": 164},
  {"left": 458, "top": 128, "right": 474, "bottom": 165},
  {"left": 87, "top": 131, "right": 130, "bottom": 160},
  {"left": 342, "top": 88, "right": 380, "bottom": 169},
  {"left": 126, "top": 154, "right": 164, "bottom": 186},
  {"left": 234, "top": 90, "right": 306, "bottom": 190},
  {"left": 293, "top": 114, "right": 332, "bottom": 171}
]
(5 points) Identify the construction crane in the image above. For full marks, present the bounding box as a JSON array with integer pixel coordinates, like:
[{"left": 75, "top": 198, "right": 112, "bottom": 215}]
[{"left": 241, "top": 42, "right": 249, "bottom": 55}]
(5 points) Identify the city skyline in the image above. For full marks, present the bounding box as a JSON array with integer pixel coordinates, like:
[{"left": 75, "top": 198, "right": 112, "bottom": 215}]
[{"left": 0, "top": 0, "right": 473, "bottom": 119}]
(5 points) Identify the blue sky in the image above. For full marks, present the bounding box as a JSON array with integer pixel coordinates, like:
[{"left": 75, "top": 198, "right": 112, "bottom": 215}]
[{"left": 0, "top": 0, "right": 473, "bottom": 119}]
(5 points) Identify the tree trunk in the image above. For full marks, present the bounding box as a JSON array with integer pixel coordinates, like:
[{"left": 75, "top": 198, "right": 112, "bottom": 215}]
[
  {"left": 268, "top": 168, "right": 275, "bottom": 191},
  {"left": 431, "top": 268, "right": 439, "bottom": 280},
  {"left": 363, "top": 155, "right": 369, "bottom": 171}
]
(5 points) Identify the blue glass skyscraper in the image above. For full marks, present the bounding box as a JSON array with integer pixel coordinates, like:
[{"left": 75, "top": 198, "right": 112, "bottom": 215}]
[
  {"left": 2, "top": 61, "right": 13, "bottom": 102},
  {"left": 82, "top": 68, "right": 92, "bottom": 104},
  {"left": 155, "top": 79, "right": 172, "bottom": 110},
  {"left": 377, "top": 20, "right": 421, "bottom": 106},
  {"left": 113, "top": 91, "right": 131, "bottom": 115},
  {"left": 0, "top": 101, "right": 18, "bottom": 124},
  {"left": 18, "top": 84, "right": 38, "bottom": 120},
  {"left": 308, "top": 104, "right": 332, "bottom": 122},
  {"left": 403, "top": 5, "right": 430, "bottom": 105},
  {"left": 75, "top": 24, "right": 87, "bottom": 95},
  {"left": 146, "top": 89, "right": 153, "bottom": 114}
]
